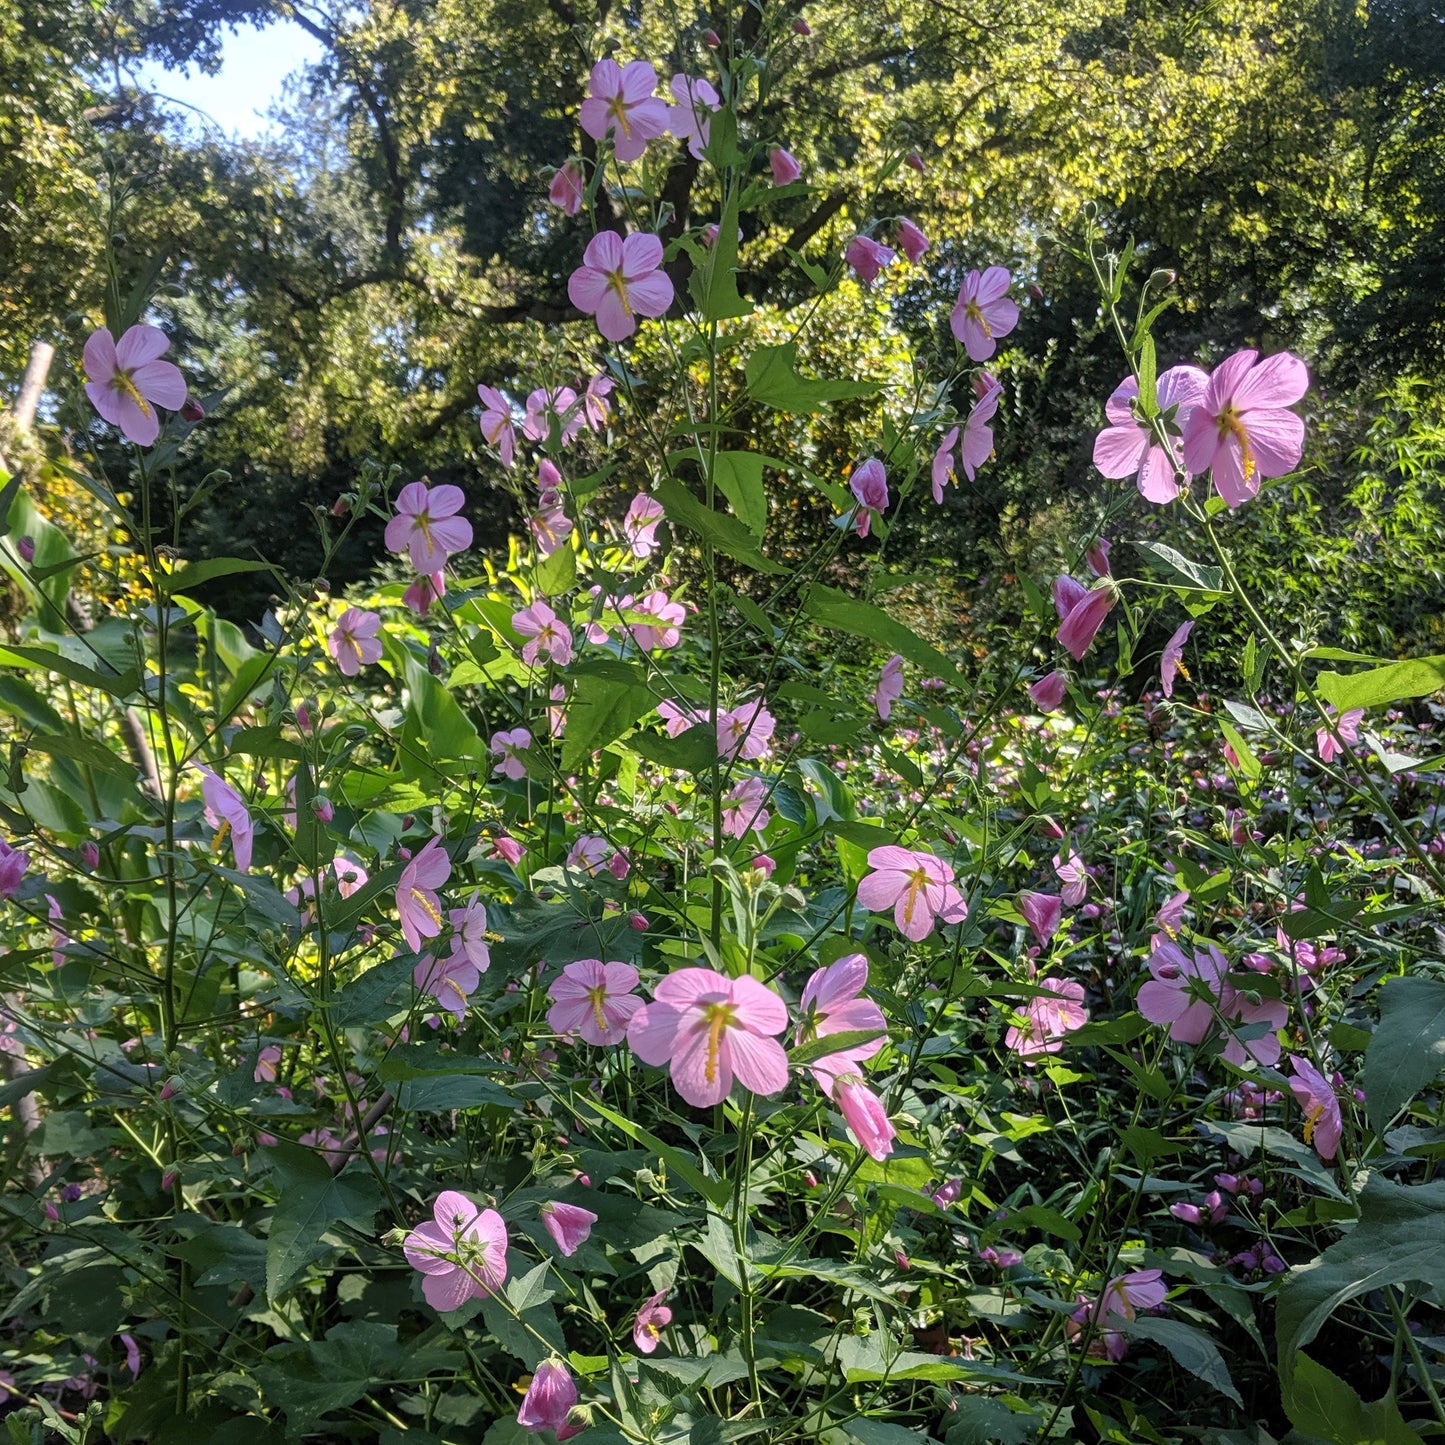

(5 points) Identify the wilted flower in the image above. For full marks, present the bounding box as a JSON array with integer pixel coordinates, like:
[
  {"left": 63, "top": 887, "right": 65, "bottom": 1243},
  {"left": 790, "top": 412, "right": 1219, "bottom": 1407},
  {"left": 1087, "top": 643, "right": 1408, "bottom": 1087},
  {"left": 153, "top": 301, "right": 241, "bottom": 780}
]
[
  {"left": 1018, "top": 891, "right": 1063, "bottom": 948},
  {"left": 848, "top": 457, "right": 889, "bottom": 538},
  {"left": 1028, "top": 671, "right": 1068, "bottom": 712},
  {"left": 549, "top": 159, "right": 585, "bottom": 216}
]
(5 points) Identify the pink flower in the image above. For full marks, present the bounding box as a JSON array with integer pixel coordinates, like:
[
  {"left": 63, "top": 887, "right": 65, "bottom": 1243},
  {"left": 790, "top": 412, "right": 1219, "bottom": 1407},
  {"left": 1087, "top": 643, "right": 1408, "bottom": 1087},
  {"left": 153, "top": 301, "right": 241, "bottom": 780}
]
[
  {"left": 477, "top": 384, "right": 516, "bottom": 466},
  {"left": 796, "top": 953, "right": 887, "bottom": 1078},
  {"left": 1092, "top": 1269, "right": 1169, "bottom": 1361},
  {"left": 633, "top": 1290, "right": 673, "bottom": 1354},
  {"left": 845, "top": 235, "right": 895, "bottom": 288},
  {"left": 1087, "top": 537, "right": 1112, "bottom": 578},
  {"left": 1160, "top": 620, "right": 1194, "bottom": 698},
  {"left": 579, "top": 59, "right": 670, "bottom": 163},
  {"left": 566, "top": 834, "right": 611, "bottom": 874},
  {"left": 1054, "top": 578, "right": 1116, "bottom": 661},
  {"left": 539, "top": 1200, "right": 598, "bottom": 1256},
  {"left": 403, "top": 1190, "right": 508, "bottom": 1311},
  {"left": 1289, "top": 1055, "right": 1343, "bottom": 1161},
  {"left": 623, "top": 493, "right": 665, "bottom": 558},
  {"left": 721, "top": 775, "right": 771, "bottom": 838},
  {"left": 1182, "top": 349, "right": 1310, "bottom": 508},
  {"left": 857, "top": 845, "right": 968, "bottom": 942},
  {"left": 1219, "top": 987, "right": 1287, "bottom": 1068},
  {"left": 896, "top": 217, "right": 929, "bottom": 263},
  {"left": 513, "top": 601, "right": 574, "bottom": 666},
  {"left": 1053, "top": 848, "right": 1087, "bottom": 906},
  {"left": 397, "top": 836, "right": 450, "bottom": 952},
  {"left": 518, "top": 1359, "right": 584, "bottom": 1438},
  {"left": 414, "top": 950, "right": 480, "bottom": 1022},
  {"left": 447, "top": 891, "right": 491, "bottom": 973},
  {"left": 1316, "top": 706, "right": 1364, "bottom": 763},
  {"left": 1138, "top": 940, "right": 1228, "bottom": 1045},
  {"left": 668, "top": 72, "right": 721, "bottom": 158},
  {"left": 329, "top": 608, "right": 383, "bottom": 677},
  {"left": 1028, "top": 671, "right": 1068, "bottom": 712},
  {"left": 628, "top": 967, "right": 789, "bottom": 1107},
  {"left": 829, "top": 1072, "right": 896, "bottom": 1160},
  {"left": 490, "top": 727, "right": 531, "bottom": 780},
  {"left": 530, "top": 505, "right": 573, "bottom": 558},
  {"left": 492, "top": 835, "right": 526, "bottom": 866},
  {"left": 1093, "top": 366, "right": 1208, "bottom": 503},
  {"left": 874, "top": 654, "right": 904, "bottom": 720},
  {"left": 0, "top": 837, "right": 28, "bottom": 898},
  {"left": 716, "top": 699, "right": 775, "bottom": 760},
  {"left": 549, "top": 159, "right": 585, "bottom": 216},
  {"left": 1005, "top": 977, "right": 1089, "bottom": 1060},
  {"left": 1156, "top": 890, "right": 1190, "bottom": 938},
  {"left": 769, "top": 147, "right": 803, "bottom": 185},
  {"left": 403, "top": 571, "right": 446, "bottom": 615},
  {"left": 1019, "top": 890, "right": 1063, "bottom": 947},
  {"left": 82, "top": 325, "right": 187, "bottom": 447},
  {"left": 583, "top": 373, "right": 614, "bottom": 430},
  {"left": 547, "top": 958, "right": 642, "bottom": 1045},
  {"left": 192, "top": 762, "right": 255, "bottom": 872},
  {"left": 950, "top": 267, "right": 1018, "bottom": 362},
  {"left": 569, "top": 231, "right": 675, "bottom": 342},
  {"left": 524, "top": 386, "right": 581, "bottom": 444},
  {"left": 957, "top": 379, "right": 1003, "bottom": 483},
  {"left": 628, "top": 590, "right": 686, "bottom": 650},
  {"left": 254, "top": 1045, "right": 282, "bottom": 1083},
  {"left": 385, "top": 481, "right": 473, "bottom": 572},
  {"left": 658, "top": 698, "right": 706, "bottom": 737},
  {"left": 848, "top": 457, "right": 889, "bottom": 538},
  {"left": 120, "top": 1332, "right": 142, "bottom": 1379}
]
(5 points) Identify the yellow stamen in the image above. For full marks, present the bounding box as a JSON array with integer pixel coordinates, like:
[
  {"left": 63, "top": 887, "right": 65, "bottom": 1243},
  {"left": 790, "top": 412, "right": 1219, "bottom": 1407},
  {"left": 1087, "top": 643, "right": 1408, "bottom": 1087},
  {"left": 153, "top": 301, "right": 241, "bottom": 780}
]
[
  {"left": 211, "top": 820, "right": 231, "bottom": 855},
  {"left": 112, "top": 370, "right": 153, "bottom": 419},
  {"left": 607, "top": 270, "right": 634, "bottom": 319},
  {"left": 586, "top": 983, "right": 610, "bottom": 1034},
  {"left": 410, "top": 887, "right": 443, "bottom": 928},
  {"left": 966, "top": 300, "right": 993, "bottom": 340},
  {"left": 703, "top": 1002, "right": 735, "bottom": 1085},
  {"left": 901, "top": 866, "right": 929, "bottom": 927},
  {"left": 1303, "top": 1102, "right": 1324, "bottom": 1146},
  {"left": 607, "top": 95, "right": 633, "bottom": 137},
  {"left": 1217, "top": 406, "right": 1256, "bottom": 486}
]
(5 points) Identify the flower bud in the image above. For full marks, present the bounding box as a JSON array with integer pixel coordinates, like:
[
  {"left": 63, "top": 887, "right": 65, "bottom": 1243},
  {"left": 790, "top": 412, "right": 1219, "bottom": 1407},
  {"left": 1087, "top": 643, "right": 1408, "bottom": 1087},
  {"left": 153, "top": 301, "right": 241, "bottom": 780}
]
[
  {"left": 16, "top": 536, "right": 34, "bottom": 563},
  {"left": 628, "top": 912, "right": 649, "bottom": 931},
  {"left": 793, "top": 16, "right": 812, "bottom": 33},
  {"left": 161, "top": 1170, "right": 178, "bottom": 1192},
  {"left": 80, "top": 841, "right": 100, "bottom": 869},
  {"left": 705, "top": 27, "right": 721, "bottom": 46},
  {"left": 181, "top": 396, "right": 206, "bottom": 422}
]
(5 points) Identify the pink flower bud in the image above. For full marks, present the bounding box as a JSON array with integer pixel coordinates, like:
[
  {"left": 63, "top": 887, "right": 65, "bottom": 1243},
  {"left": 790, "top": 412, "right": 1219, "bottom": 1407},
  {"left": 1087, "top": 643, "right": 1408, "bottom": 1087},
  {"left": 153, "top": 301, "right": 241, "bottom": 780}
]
[
  {"left": 312, "top": 795, "right": 334, "bottom": 823},
  {"left": 705, "top": 27, "right": 721, "bottom": 46},
  {"left": 769, "top": 148, "right": 803, "bottom": 186},
  {"left": 81, "top": 841, "right": 100, "bottom": 869},
  {"left": 905, "top": 152, "right": 925, "bottom": 173},
  {"left": 16, "top": 536, "right": 34, "bottom": 563},
  {"left": 330, "top": 496, "right": 351, "bottom": 517},
  {"left": 158, "top": 1078, "right": 179, "bottom": 1101},
  {"left": 180, "top": 396, "right": 206, "bottom": 423},
  {"left": 44, "top": 1202, "right": 59, "bottom": 1221},
  {"left": 701, "top": 223, "right": 721, "bottom": 248},
  {"left": 628, "top": 912, "right": 649, "bottom": 931},
  {"left": 548, "top": 160, "right": 584, "bottom": 217},
  {"left": 793, "top": 16, "right": 812, "bottom": 33},
  {"left": 804, "top": 1171, "right": 820, "bottom": 1188},
  {"left": 750, "top": 854, "right": 776, "bottom": 879},
  {"left": 161, "top": 1170, "right": 178, "bottom": 1192}
]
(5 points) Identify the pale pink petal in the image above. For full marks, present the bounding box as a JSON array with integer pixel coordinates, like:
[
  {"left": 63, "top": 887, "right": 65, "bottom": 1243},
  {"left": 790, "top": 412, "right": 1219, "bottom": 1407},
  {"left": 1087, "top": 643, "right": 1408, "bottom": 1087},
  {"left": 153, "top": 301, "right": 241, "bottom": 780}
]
[
  {"left": 625, "top": 271, "right": 674, "bottom": 319},
  {"left": 620, "top": 232, "right": 665, "bottom": 275},
  {"left": 1242, "top": 408, "right": 1305, "bottom": 477},
  {"left": 114, "top": 324, "right": 171, "bottom": 370},
  {"left": 130, "top": 359, "right": 187, "bottom": 410},
  {"left": 582, "top": 231, "right": 626, "bottom": 272},
  {"left": 653, "top": 967, "right": 731, "bottom": 1006},
  {"left": 627, "top": 1002, "right": 682, "bottom": 1064},
  {"left": 975, "top": 267, "right": 1012, "bottom": 303},
  {"left": 724, "top": 1030, "right": 789, "bottom": 1095},
  {"left": 1138, "top": 445, "right": 1182, "bottom": 503},
  {"left": 84, "top": 380, "right": 128, "bottom": 429},
  {"left": 594, "top": 291, "right": 635, "bottom": 341},
  {"left": 1233, "top": 351, "right": 1309, "bottom": 411},
  {"left": 427, "top": 484, "right": 467, "bottom": 518},
  {"left": 421, "top": 1267, "right": 476, "bottom": 1312},
  {"left": 82, "top": 328, "right": 117, "bottom": 382},
  {"left": 1093, "top": 423, "right": 1148, "bottom": 480},
  {"left": 1206, "top": 349, "right": 1259, "bottom": 408},
  {"left": 116, "top": 394, "right": 161, "bottom": 446},
  {"left": 619, "top": 60, "right": 660, "bottom": 103},
  {"left": 729, "top": 975, "right": 788, "bottom": 1034}
]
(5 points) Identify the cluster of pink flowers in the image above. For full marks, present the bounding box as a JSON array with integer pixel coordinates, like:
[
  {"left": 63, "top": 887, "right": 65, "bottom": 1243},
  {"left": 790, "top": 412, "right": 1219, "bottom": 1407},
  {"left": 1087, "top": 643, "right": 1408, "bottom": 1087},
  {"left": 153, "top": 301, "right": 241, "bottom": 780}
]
[{"left": 1094, "top": 349, "right": 1309, "bottom": 509}]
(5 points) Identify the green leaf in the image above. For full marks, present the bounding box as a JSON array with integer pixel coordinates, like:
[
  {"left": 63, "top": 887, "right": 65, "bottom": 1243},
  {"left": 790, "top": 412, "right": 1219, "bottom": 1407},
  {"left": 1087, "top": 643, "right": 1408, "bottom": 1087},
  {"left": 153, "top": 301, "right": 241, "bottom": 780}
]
[
  {"left": 0, "top": 644, "right": 139, "bottom": 698},
  {"left": 1316, "top": 656, "right": 1445, "bottom": 712},
  {"left": 1363, "top": 976, "right": 1445, "bottom": 1133},
  {"left": 253, "top": 1321, "right": 402, "bottom": 1435},
  {"left": 1286, "top": 1351, "right": 1423, "bottom": 1444},
  {"left": 693, "top": 183, "right": 751, "bottom": 323},
  {"left": 744, "top": 342, "right": 879, "bottom": 413},
  {"left": 534, "top": 540, "right": 576, "bottom": 596},
  {"left": 802, "top": 585, "right": 960, "bottom": 682},
  {"left": 1276, "top": 1173, "right": 1445, "bottom": 1404},
  {"left": 655, "top": 476, "right": 784, "bottom": 574},
  {"left": 158, "top": 557, "right": 275, "bottom": 595},
  {"left": 626, "top": 723, "right": 720, "bottom": 775},
  {"left": 265, "top": 1142, "right": 382, "bottom": 1302},
  {"left": 1120, "top": 1315, "right": 1242, "bottom": 1406},
  {"left": 1131, "top": 540, "right": 1224, "bottom": 593},
  {"left": 27, "top": 732, "right": 137, "bottom": 780},
  {"left": 561, "top": 669, "right": 654, "bottom": 772},
  {"left": 329, "top": 955, "right": 415, "bottom": 1028},
  {"left": 1005, "top": 1204, "right": 1082, "bottom": 1243},
  {"left": 713, "top": 452, "right": 767, "bottom": 540},
  {"left": 579, "top": 1096, "right": 731, "bottom": 1208},
  {"left": 942, "top": 1397, "right": 1042, "bottom": 1445},
  {"left": 1219, "top": 720, "right": 1261, "bottom": 779},
  {"left": 789, "top": 1029, "right": 886, "bottom": 1067}
]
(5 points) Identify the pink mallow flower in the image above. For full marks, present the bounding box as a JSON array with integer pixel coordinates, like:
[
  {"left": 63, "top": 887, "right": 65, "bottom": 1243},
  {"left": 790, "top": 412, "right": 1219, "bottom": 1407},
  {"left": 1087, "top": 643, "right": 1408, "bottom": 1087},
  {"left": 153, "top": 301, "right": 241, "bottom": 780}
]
[
  {"left": 1028, "top": 671, "right": 1068, "bottom": 712},
  {"left": 950, "top": 267, "right": 1018, "bottom": 362},
  {"left": 0, "top": 837, "right": 28, "bottom": 898},
  {"left": 668, "top": 72, "right": 721, "bottom": 158},
  {"left": 1137, "top": 940, "right": 1229, "bottom": 1046},
  {"left": 1182, "top": 349, "right": 1310, "bottom": 508},
  {"left": 447, "top": 891, "right": 491, "bottom": 973},
  {"left": 1018, "top": 890, "right": 1063, "bottom": 948},
  {"left": 518, "top": 1359, "right": 583, "bottom": 1438},
  {"left": 845, "top": 235, "right": 895, "bottom": 288},
  {"left": 192, "top": 762, "right": 255, "bottom": 872},
  {"left": 477, "top": 384, "right": 516, "bottom": 466},
  {"left": 385, "top": 481, "right": 473, "bottom": 572},
  {"left": 1289, "top": 1055, "right": 1343, "bottom": 1161},
  {"left": 328, "top": 608, "right": 383, "bottom": 677},
  {"left": 848, "top": 457, "right": 889, "bottom": 538},
  {"left": 1053, "top": 575, "right": 1116, "bottom": 661},
  {"left": 1006, "top": 977, "right": 1089, "bottom": 1060},
  {"left": 579, "top": 59, "right": 670, "bottom": 163},
  {"left": 634, "top": 1290, "right": 672, "bottom": 1354},
  {"left": 530, "top": 505, "right": 573, "bottom": 558},
  {"left": 403, "top": 1190, "right": 508, "bottom": 1311},
  {"left": 83, "top": 324, "right": 187, "bottom": 447},
  {"left": 828, "top": 1072, "right": 896, "bottom": 1160},
  {"left": 524, "top": 386, "right": 581, "bottom": 445},
  {"left": 539, "top": 1200, "right": 598, "bottom": 1256},
  {"left": 1091, "top": 1269, "right": 1169, "bottom": 1362},
  {"left": 721, "top": 776, "right": 771, "bottom": 838},
  {"left": 628, "top": 590, "right": 686, "bottom": 651},
  {"left": 490, "top": 727, "right": 532, "bottom": 780},
  {"left": 568, "top": 231, "right": 674, "bottom": 342},
  {"left": 1093, "top": 366, "right": 1209, "bottom": 503},
  {"left": 857, "top": 845, "right": 968, "bottom": 942},
  {"left": 1316, "top": 706, "right": 1364, "bottom": 764},
  {"left": 403, "top": 571, "right": 445, "bottom": 616},
  {"left": 513, "top": 601, "right": 574, "bottom": 666},
  {"left": 897, "top": 217, "right": 929, "bottom": 263},
  {"left": 623, "top": 494, "right": 665, "bottom": 557},
  {"left": 931, "top": 379, "right": 1003, "bottom": 500},
  {"left": 413, "top": 950, "right": 480, "bottom": 1023},
  {"left": 874, "top": 654, "right": 904, "bottom": 720},
  {"left": 548, "top": 958, "right": 643, "bottom": 1046},
  {"left": 628, "top": 967, "right": 789, "bottom": 1107},
  {"left": 565, "top": 834, "right": 611, "bottom": 874},
  {"left": 1053, "top": 848, "right": 1088, "bottom": 907},
  {"left": 1156, "top": 890, "right": 1190, "bottom": 939},
  {"left": 796, "top": 953, "right": 887, "bottom": 1080},
  {"left": 397, "top": 836, "right": 450, "bottom": 952},
  {"left": 549, "top": 160, "right": 584, "bottom": 216},
  {"left": 717, "top": 699, "right": 775, "bottom": 760},
  {"left": 1160, "top": 620, "right": 1194, "bottom": 698},
  {"left": 770, "top": 147, "right": 803, "bottom": 185}
]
